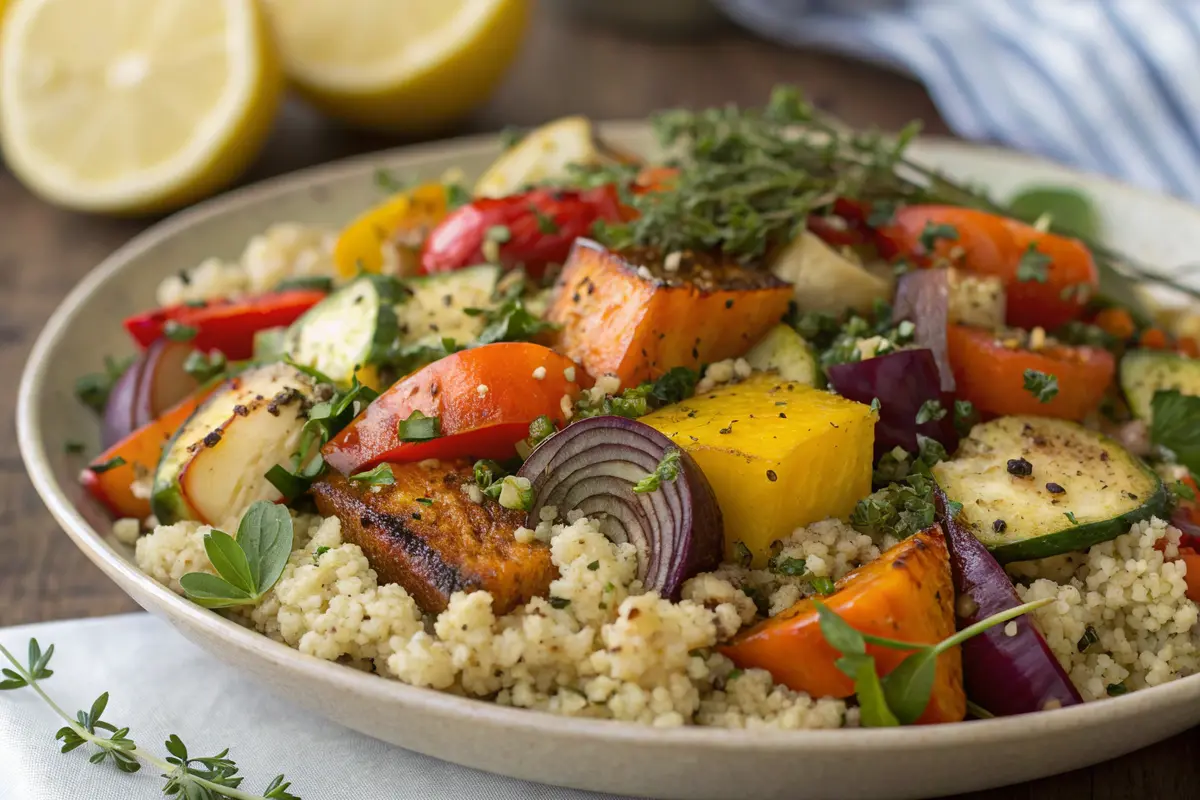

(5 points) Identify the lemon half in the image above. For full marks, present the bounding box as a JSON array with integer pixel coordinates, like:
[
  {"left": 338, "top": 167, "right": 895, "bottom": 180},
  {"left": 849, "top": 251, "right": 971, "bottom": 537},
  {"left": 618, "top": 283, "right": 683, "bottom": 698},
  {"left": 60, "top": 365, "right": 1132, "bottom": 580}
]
[
  {"left": 0, "top": 0, "right": 283, "bottom": 214},
  {"left": 262, "top": 0, "right": 529, "bottom": 134}
]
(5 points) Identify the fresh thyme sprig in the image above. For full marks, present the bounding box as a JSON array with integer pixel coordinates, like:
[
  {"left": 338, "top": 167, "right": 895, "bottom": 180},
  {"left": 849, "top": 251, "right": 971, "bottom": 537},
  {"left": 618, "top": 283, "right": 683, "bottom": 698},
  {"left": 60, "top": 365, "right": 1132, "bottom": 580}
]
[
  {"left": 0, "top": 639, "right": 299, "bottom": 799},
  {"left": 583, "top": 85, "right": 1200, "bottom": 306}
]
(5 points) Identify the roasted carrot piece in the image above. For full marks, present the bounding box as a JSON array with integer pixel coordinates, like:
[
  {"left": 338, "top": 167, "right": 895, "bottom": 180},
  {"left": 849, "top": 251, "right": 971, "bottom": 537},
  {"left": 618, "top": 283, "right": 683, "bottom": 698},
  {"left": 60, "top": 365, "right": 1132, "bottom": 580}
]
[
  {"left": 720, "top": 525, "right": 964, "bottom": 725},
  {"left": 1140, "top": 328, "right": 1170, "bottom": 350},
  {"left": 1093, "top": 307, "right": 1136, "bottom": 341},
  {"left": 1179, "top": 549, "right": 1200, "bottom": 603},
  {"left": 1178, "top": 337, "right": 1200, "bottom": 359},
  {"left": 81, "top": 386, "right": 214, "bottom": 519},
  {"left": 547, "top": 240, "right": 792, "bottom": 387}
]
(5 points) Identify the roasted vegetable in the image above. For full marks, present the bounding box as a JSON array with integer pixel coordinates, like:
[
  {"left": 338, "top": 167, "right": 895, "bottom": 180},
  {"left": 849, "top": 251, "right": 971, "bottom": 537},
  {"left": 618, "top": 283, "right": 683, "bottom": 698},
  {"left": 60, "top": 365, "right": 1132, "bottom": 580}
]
[
  {"left": 548, "top": 240, "right": 792, "bottom": 387},
  {"left": 333, "top": 183, "right": 449, "bottom": 277},
  {"left": 932, "top": 485, "right": 1083, "bottom": 716},
  {"left": 123, "top": 290, "right": 326, "bottom": 360},
  {"left": 474, "top": 116, "right": 609, "bottom": 198},
  {"left": 1119, "top": 349, "right": 1200, "bottom": 423},
  {"left": 641, "top": 374, "right": 875, "bottom": 566},
  {"left": 769, "top": 231, "right": 894, "bottom": 315},
  {"left": 322, "top": 343, "right": 584, "bottom": 475},
  {"left": 83, "top": 386, "right": 216, "bottom": 520},
  {"left": 874, "top": 206, "right": 1098, "bottom": 331},
  {"left": 932, "top": 416, "right": 1169, "bottom": 562},
  {"left": 312, "top": 460, "right": 555, "bottom": 614},
  {"left": 946, "top": 324, "right": 1115, "bottom": 421},
  {"left": 102, "top": 339, "right": 198, "bottom": 448},
  {"left": 516, "top": 415, "right": 723, "bottom": 599},
  {"left": 827, "top": 349, "right": 958, "bottom": 458},
  {"left": 721, "top": 525, "right": 965, "bottom": 724}
]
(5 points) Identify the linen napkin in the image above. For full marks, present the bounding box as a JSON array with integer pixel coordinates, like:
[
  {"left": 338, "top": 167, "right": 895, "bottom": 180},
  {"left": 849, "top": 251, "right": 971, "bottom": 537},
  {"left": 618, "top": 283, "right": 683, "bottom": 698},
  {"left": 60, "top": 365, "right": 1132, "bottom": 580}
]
[
  {"left": 714, "top": 0, "right": 1200, "bottom": 201},
  {"left": 0, "top": 614, "right": 629, "bottom": 800}
]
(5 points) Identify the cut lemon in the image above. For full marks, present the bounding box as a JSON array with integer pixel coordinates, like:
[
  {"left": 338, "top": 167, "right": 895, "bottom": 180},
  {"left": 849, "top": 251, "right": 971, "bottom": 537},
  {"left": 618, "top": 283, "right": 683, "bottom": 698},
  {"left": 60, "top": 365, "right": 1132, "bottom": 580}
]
[
  {"left": 0, "top": 0, "right": 283, "bottom": 214},
  {"left": 261, "top": 0, "right": 529, "bottom": 134}
]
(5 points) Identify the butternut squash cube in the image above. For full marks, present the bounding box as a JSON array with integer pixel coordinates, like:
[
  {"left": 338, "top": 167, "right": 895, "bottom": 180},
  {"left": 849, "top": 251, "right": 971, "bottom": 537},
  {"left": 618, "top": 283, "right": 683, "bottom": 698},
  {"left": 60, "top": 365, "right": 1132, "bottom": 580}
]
[
  {"left": 547, "top": 240, "right": 792, "bottom": 387},
  {"left": 641, "top": 374, "right": 876, "bottom": 566}
]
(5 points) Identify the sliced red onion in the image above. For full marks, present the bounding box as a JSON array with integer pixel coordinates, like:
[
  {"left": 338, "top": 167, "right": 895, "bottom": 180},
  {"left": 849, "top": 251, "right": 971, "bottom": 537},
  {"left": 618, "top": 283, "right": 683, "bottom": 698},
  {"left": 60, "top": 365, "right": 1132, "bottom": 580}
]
[
  {"left": 933, "top": 484, "right": 1083, "bottom": 716},
  {"left": 516, "top": 415, "right": 723, "bottom": 599},
  {"left": 102, "top": 338, "right": 198, "bottom": 447},
  {"left": 892, "top": 269, "right": 955, "bottom": 391},
  {"left": 827, "top": 348, "right": 958, "bottom": 459}
]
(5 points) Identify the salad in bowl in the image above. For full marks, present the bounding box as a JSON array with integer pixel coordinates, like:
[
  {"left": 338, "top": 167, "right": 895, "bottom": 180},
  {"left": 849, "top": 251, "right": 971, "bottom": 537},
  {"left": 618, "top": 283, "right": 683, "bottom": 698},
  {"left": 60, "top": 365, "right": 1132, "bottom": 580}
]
[{"left": 73, "top": 88, "right": 1200, "bottom": 731}]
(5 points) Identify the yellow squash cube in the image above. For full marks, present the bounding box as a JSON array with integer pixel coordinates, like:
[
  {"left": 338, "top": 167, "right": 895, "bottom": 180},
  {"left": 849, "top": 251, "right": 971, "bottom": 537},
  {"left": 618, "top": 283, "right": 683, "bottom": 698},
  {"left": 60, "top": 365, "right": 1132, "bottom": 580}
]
[{"left": 642, "top": 374, "right": 876, "bottom": 567}]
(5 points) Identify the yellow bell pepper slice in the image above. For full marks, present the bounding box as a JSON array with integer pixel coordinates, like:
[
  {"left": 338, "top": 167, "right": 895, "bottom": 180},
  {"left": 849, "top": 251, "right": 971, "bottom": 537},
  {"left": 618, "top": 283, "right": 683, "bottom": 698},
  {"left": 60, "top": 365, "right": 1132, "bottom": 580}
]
[{"left": 334, "top": 183, "right": 449, "bottom": 278}]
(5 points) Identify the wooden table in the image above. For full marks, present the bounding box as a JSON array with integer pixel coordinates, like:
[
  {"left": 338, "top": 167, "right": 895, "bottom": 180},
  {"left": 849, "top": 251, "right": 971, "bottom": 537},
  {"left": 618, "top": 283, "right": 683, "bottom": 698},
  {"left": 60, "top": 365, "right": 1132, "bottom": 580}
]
[{"left": 0, "top": 10, "right": 1194, "bottom": 799}]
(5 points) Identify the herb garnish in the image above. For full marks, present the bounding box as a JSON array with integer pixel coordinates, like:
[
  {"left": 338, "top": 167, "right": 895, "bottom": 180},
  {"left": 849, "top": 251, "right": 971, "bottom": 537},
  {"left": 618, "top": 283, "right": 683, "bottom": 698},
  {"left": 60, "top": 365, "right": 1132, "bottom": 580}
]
[
  {"left": 1022, "top": 369, "right": 1059, "bottom": 403},
  {"left": 769, "top": 556, "right": 808, "bottom": 576},
  {"left": 88, "top": 456, "right": 127, "bottom": 474},
  {"left": 349, "top": 464, "right": 396, "bottom": 486},
  {"left": 1173, "top": 480, "right": 1196, "bottom": 501},
  {"left": 810, "top": 576, "right": 836, "bottom": 595},
  {"left": 1016, "top": 243, "right": 1052, "bottom": 283},
  {"left": 733, "top": 541, "right": 753, "bottom": 568},
  {"left": 499, "top": 126, "right": 525, "bottom": 150},
  {"left": 953, "top": 400, "right": 977, "bottom": 436},
  {"left": 1150, "top": 390, "right": 1200, "bottom": 476},
  {"left": 915, "top": 399, "right": 946, "bottom": 425},
  {"left": 632, "top": 448, "right": 683, "bottom": 493},
  {"left": 576, "top": 367, "right": 699, "bottom": 420},
  {"left": 179, "top": 502, "right": 293, "bottom": 609},
  {"left": 851, "top": 472, "right": 940, "bottom": 540},
  {"left": 918, "top": 222, "right": 958, "bottom": 254},
  {"left": 532, "top": 206, "right": 560, "bottom": 234},
  {"left": 275, "top": 276, "right": 334, "bottom": 293},
  {"left": 374, "top": 167, "right": 407, "bottom": 193},
  {"left": 75, "top": 355, "right": 135, "bottom": 414},
  {"left": 472, "top": 297, "right": 558, "bottom": 346},
  {"left": 397, "top": 410, "right": 441, "bottom": 442},
  {"left": 163, "top": 320, "right": 198, "bottom": 342},
  {"left": 183, "top": 349, "right": 228, "bottom": 383},
  {"left": 0, "top": 639, "right": 299, "bottom": 798},
  {"left": 817, "top": 597, "right": 1052, "bottom": 725}
]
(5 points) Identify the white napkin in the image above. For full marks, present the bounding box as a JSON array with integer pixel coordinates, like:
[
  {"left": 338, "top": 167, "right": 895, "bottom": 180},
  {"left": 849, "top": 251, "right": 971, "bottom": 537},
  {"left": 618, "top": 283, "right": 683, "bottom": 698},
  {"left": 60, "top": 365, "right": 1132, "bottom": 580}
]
[{"left": 0, "top": 613, "right": 631, "bottom": 800}]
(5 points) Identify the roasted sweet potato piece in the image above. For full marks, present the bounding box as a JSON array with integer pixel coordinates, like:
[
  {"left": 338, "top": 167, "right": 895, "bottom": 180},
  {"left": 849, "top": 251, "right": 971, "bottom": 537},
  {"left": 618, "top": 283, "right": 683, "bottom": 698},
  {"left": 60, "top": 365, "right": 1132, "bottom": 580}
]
[
  {"left": 720, "top": 525, "right": 964, "bottom": 724},
  {"left": 311, "top": 460, "right": 556, "bottom": 614},
  {"left": 547, "top": 239, "right": 792, "bottom": 386}
]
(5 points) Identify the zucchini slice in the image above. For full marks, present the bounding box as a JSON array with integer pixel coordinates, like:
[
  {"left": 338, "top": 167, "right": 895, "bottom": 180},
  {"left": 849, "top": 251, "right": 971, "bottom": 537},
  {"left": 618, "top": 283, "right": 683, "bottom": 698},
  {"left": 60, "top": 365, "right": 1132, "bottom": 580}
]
[
  {"left": 1119, "top": 349, "right": 1200, "bottom": 423},
  {"left": 282, "top": 274, "right": 402, "bottom": 386},
  {"left": 395, "top": 264, "right": 501, "bottom": 347},
  {"left": 744, "top": 325, "right": 819, "bottom": 386},
  {"left": 152, "top": 363, "right": 317, "bottom": 525},
  {"left": 932, "top": 416, "right": 1168, "bottom": 562}
]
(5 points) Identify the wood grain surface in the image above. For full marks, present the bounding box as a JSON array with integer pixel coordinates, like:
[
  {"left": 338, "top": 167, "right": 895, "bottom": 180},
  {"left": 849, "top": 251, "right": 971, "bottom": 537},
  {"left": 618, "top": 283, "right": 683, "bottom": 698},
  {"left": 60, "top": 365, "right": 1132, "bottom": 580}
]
[{"left": 0, "top": 9, "right": 1194, "bottom": 798}]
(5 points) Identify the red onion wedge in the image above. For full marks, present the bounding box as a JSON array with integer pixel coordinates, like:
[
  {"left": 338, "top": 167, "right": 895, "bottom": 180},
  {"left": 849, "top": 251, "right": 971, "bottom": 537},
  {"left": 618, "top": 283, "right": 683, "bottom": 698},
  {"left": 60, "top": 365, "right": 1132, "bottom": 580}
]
[
  {"left": 516, "top": 415, "right": 724, "bottom": 599},
  {"left": 101, "top": 338, "right": 198, "bottom": 448},
  {"left": 827, "top": 348, "right": 958, "bottom": 458},
  {"left": 933, "top": 483, "right": 1083, "bottom": 716},
  {"left": 892, "top": 269, "right": 955, "bottom": 391}
]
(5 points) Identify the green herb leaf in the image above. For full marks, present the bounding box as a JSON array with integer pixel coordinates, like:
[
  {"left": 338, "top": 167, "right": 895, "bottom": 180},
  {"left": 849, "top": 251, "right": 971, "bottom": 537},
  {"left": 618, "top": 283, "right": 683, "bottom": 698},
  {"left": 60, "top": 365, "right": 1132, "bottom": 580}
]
[
  {"left": 733, "top": 541, "right": 753, "bottom": 568},
  {"left": 633, "top": 448, "right": 683, "bottom": 494},
  {"left": 1106, "top": 681, "right": 1129, "bottom": 696},
  {"left": 770, "top": 556, "right": 807, "bottom": 576},
  {"left": 1064, "top": 511, "right": 1079, "bottom": 525},
  {"left": 532, "top": 206, "right": 560, "bottom": 234},
  {"left": 182, "top": 349, "right": 227, "bottom": 383},
  {"left": 1022, "top": 369, "right": 1059, "bottom": 403},
  {"left": 1007, "top": 186, "right": 1100, "bottom": 240},
  {"left": 314, "top": 545, "right": 331, "bottom": 563},
  {"left": 374, "top": 167, "right": 407, "bottom": 193},
  {"left": 202, "top": 530, "right": 255, "bottom": 595},
  {"left": 445, "top": 182, "right": 472, "bottom": 209},
  {"left": 87, "top": 456, "right": 126, "bottom": 474},
  {"left": 918, "top": 221, "right": 958, "bottom": 253},
  {"left": 1151, "top": 390, "right": 1200, "bottom": 476},
  {"left": 953, "top": 399, "right": 977, "bottom": 436},
  {"left": 75, "top": 355, "right": 136, "bottom": 415},
  {"left": 237, "top": 501, "right": 295, "bottom": 595},
  {"left": 350, "top": 463, "right": 396, "bottom": 486},
  {"left": 845, "top": 654, "right": 900, "bottom": 727},
  {"left": 162, "top": 320, "right": 198, "bottom": 342},
  {"left": 499, "top": 126, "right": 525, "bottom": 150},
  {"left": 178, "top": 572, "right": 254, "bottom": 609},
  {"left": 398, "top": 410, "right": 441, "bottom": 442},
  {"left": 1016, "top": 243, "right": 1052, "bottom": 283},
  {"left": 810, "top": 576, "right": 836, "bottom": 595},
  {"left": 474, "top": 298, "right": 557, "bottom": 346},
  {"left": 1173, "top": 480, "right": 1196, "bottom": 501},
  {"left": 880, "top": 649, "right": 938, "bottom": 724},
  {"left": 814, "top": 601, "right": 865, "bottom": 656},
  {"left": 915, "top": 399, "right": 946, "bottom": 425},
  {"left": 275, "top": 275, "right": 334, "bottom": 293},
  {"left": 473, "top": 459, "right": 508, "bottom": 491},
  {"left": 524, "top": 415, "right": 557, "bottom": 452},
  {"left": 548, "top": 597, "right": 571, "bottom": 610}
]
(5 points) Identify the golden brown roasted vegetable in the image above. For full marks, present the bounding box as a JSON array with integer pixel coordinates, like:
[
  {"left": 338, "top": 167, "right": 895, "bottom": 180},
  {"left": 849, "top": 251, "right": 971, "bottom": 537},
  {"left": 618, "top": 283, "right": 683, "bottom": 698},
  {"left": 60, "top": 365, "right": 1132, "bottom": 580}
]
[
  {"left": 547, "top": 240, "right": 792, "bottom": 387},
  {"left": 311, "top": 460, "right": 556, "bottom": 614}
]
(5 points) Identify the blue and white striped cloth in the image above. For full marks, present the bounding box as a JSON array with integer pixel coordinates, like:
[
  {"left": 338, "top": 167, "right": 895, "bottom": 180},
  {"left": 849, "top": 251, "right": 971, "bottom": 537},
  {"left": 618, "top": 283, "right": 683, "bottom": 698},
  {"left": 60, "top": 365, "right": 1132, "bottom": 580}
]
[{"left": 715, "top": 0, "right": 1200, "bottom": 201}]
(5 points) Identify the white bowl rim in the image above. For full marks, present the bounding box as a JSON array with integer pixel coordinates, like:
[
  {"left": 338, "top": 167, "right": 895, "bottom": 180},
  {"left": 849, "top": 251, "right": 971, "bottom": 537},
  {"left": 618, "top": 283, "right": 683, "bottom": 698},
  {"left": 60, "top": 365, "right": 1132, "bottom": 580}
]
[{"left": 17, "top": 123, "right": 1200, "bottom": 754}]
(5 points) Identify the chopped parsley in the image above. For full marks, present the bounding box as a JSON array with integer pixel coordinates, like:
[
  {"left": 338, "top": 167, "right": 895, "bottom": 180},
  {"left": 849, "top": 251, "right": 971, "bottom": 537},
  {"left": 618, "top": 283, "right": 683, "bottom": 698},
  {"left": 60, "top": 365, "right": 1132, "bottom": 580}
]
[
  {"left": 75, "top": 354, "right": 135, "bottom": 415},
  {"left": 445, "top": 182, "right": 473, "bottom": 209},
  {"left": 733, "top": 541, "right": 753, "bottom": 568},
  {"left": 349, "top": 464, "right": 396, "bottom": 486},
  {"left": 548, "top": 597, "right": 571, "bottom": 610},
  {"left": 1077, "top": 625, "right": 1099, "bottom": 653},
  {"left": 1172, "top": 480, "right": 1196, "bottom": 501},
  {"left": 532, "top": 206, "right": 560, "bottom": 234},
  {"left": 314, "top": 545, "right": 331, "bottom": 563},
  {"left": 769, "top": 556, "right": 808, "bottom": 577},
  {"left": 397, "top": 410, "right": 441, "bottom": 442},
  {"left": 472, "top": 297, "right": 558, "bottom": 346},
  {"left": 632, "top": 448, "right": 683, "bottom": 494},
  {"left": 275, "top": 275, "right": 334, "bottom": 293},
  {"left": 88, "top": 456, "right": 126, "bottom": 474},
  {"left": 953, "top": 400, "right": 977, "bottom": 436},
  {"left": 183, "top": 349, "right": 227, "bottom": 383},
  {"left": 1064, "top": 511, "right": 1079, "bottom": 525},
  {"left": 1016, "top": 243, "right": 1052, "bottom": 283},
  {"left": 1150, "top": 390, "right": 1200, "bottom": 477},
  {"left": 810, "top": 576, "right": 836, "bottom": 595},
  {"left": 163, "top": 320, "right": 198, "bottom": 342},
  {"left": 915, "top": 399, "right": 946, "bottom": 425},
  {"left": 1023, "top": 369, "right": 1059, "bottom": 403},
  {"left": 918, "top": 221, "right": 958, "bottom": 253},
  {"left": 851, "top": 473, "right": 938, "bottom": 540}
]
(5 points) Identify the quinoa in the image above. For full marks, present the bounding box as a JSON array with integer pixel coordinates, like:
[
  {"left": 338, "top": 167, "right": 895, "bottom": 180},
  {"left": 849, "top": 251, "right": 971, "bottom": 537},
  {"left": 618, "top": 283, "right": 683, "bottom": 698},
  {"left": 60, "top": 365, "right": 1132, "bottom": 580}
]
[
  {"left": 1014, "top": 517, "right": 1200, "bottom": 700},
  {"left": 135, "top": 513, "right": 852, "bottom": 729}
]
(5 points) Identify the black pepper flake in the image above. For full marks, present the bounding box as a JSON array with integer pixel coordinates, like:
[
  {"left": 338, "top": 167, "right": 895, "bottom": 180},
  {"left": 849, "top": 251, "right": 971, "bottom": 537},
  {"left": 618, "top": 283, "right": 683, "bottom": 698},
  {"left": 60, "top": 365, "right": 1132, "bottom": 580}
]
[
  {"left": 1100, "top": 451, "right": 1109, "bottom": 462},
  {"left": 360, "top": 515, "right": 373, "bottom": 528},
  {"left": 778, "top": 412, "right": 787, "bottom": 419},
  {"left": 202, "top": 430, "right": 222, "bottom": 448},
  {"left": 719, "top": 420, "right": 737, "bottom": 435},
  {"left": 411, "top": 512, "right": 422, "bottom": 521},
  {"left": 993, "top": 519, "right": 1007, "bottom": 533},
  {"left": 687, "top": 410, "right": 698, "bottom": 418},
  {"left": 692, "top": 347, "right": 699, "bottom": 359},
  {"left": 442, "top": 294, "right": 453, "bottom": 307},
  {"left": 766, "top": 470, "right": 778, "bottom": 482},
  {"left": 232, "top": 404, "right": 249, "bottom": 417},
  {"left": 266, "top": 403, "right": 281, "bottom": 416},
  {"left": 572, "top": 292, "right": 581, "bottom": 303},
  {"left": 1006, "top": 457, "right": 1033, "bottom": 477},
  {"left": 724, "top": 299, "right": 734, "bottom": 309},
  {"left": 1046, "top": 482, "right": 1066, "bottom": 494}
]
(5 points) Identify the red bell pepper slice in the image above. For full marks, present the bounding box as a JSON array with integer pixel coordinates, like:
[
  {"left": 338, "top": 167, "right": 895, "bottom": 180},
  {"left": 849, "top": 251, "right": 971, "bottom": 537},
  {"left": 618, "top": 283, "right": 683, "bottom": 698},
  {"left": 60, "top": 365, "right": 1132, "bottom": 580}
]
[
  {"left": 123, "top": 290, "right": 326, "bottom": 360},
  {"left": 419, "top": 186, "right": 628, "bottom": 278}
]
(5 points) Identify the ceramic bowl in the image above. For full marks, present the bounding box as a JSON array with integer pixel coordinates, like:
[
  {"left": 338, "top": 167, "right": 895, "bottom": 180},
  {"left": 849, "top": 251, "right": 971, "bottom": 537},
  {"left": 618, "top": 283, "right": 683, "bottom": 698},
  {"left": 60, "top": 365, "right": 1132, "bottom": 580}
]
[{"left": 18, "top": 125, "right": 1200, "bottom": 800}]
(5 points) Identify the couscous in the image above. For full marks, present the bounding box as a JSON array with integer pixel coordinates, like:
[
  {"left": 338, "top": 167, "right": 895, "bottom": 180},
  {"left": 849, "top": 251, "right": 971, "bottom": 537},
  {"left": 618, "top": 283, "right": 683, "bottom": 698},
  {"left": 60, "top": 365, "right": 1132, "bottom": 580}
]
[{"left": 76, "top": 90, "right": 1200, "bottom": 729}]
